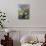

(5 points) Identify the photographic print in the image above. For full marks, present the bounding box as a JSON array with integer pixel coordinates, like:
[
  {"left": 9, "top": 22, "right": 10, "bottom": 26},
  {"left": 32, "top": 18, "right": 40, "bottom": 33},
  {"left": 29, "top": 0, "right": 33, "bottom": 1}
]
[{"left": 18, "top": 4, "right": 30, "bottom": 19}]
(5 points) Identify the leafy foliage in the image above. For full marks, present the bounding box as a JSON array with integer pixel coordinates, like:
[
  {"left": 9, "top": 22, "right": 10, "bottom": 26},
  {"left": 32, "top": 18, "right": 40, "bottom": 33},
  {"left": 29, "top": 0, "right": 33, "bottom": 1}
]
[{"left": 0, "top": 11, "right": 6, "bottom": 28}]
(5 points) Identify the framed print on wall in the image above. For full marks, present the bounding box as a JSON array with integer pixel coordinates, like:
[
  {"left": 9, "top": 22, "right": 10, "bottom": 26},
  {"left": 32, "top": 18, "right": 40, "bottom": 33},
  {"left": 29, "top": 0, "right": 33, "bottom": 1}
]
[
  {"left": 18, "top": 4, "right": 30, "bottom": 19},
  {"left": 14, "top": 3, "right": 32, "bottom": 27}
]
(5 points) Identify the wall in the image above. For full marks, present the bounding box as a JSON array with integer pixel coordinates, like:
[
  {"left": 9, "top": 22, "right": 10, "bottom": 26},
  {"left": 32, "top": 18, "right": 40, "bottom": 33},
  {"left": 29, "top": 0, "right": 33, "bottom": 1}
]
[{"left": 0, "top": 0, "right": 46, "bottom": 27}]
